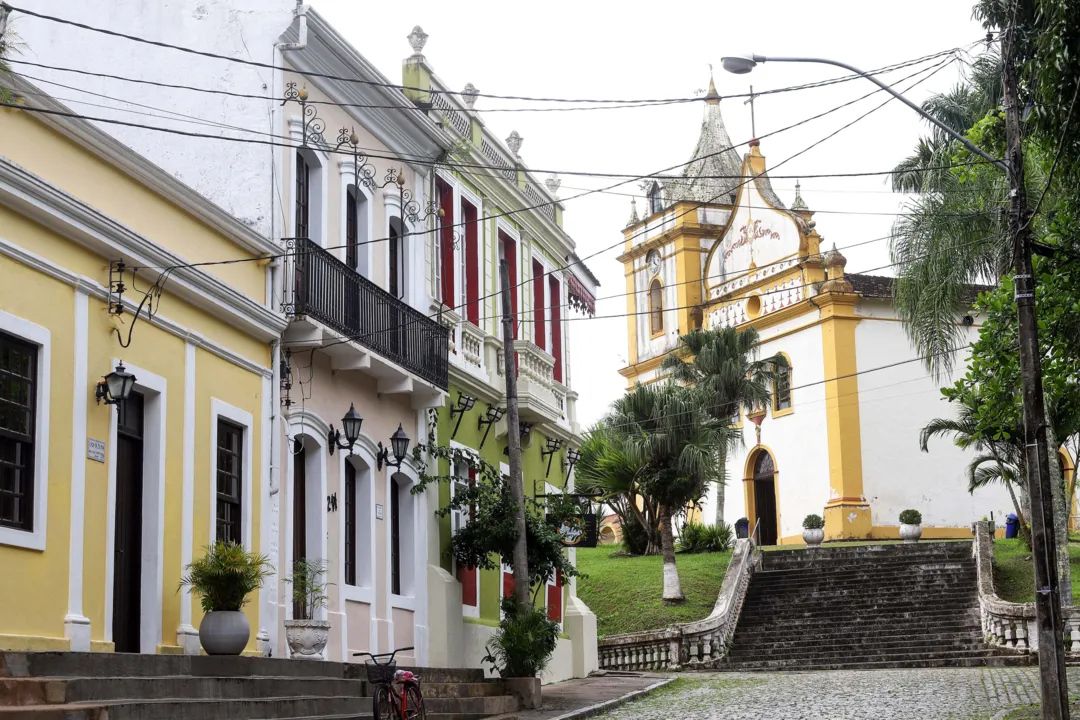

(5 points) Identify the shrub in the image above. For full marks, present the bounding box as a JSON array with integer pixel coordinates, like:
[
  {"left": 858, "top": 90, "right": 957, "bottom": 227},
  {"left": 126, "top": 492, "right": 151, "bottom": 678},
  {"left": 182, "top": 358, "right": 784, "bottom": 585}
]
[
  {"left": 802, "top": 514, "right": 824, "bottom": 530},
  {"left": 178, "top": 542, "right": 273, "bottom": 613},
  {"left": 677, "top": 520, "right": 707, "bottom": 553},
  {"left": 678, "top": 520, "right": 733, "bottom": 553},
  {"left": 702, "top": 521, "right": 734, "bottom": 552},
  {"left": 483, "top": 598, "right": 560, "bottom": 678},
  {"left": 899, "top": 509, "right": 923, "bottom": 525},
  {"left": 620, "top": 513, "right": 652, "bottom": 556},
  {"left": 286, "top": 558, "right": 329, "bottom": 621}
]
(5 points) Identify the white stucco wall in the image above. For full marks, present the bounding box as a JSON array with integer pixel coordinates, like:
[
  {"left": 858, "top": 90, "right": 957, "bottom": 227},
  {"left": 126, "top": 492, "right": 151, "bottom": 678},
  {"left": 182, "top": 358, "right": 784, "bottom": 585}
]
[
  {"left": 12, "top": 0, "right": 296, "bottom": 237},
  {"left": 854, "top": 300, "right": 1013, "bottom": 529}
]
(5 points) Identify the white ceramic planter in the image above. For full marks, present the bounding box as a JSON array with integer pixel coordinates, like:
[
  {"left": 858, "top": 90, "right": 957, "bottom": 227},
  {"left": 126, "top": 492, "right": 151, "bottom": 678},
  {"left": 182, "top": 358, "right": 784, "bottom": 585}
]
[
  {"left": 285, "top": 619, "right": 331, "bottom": 660},
  {"left": 802, "top": 528, "right": 825, "bottom": 547},
  {"left": 199, "top": 611, "right": 250, "bottom": 655},
  {"left": 899, "top": 523, "right": 922, "bottom": 544}
]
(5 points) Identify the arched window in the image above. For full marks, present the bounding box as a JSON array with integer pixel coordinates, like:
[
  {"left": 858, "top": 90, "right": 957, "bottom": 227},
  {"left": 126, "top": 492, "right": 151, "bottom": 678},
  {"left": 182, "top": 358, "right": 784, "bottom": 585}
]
[
  {"left": 388, "top": 216, "right": 403, "bottom": 299},
  {"left": 774, "top": 358, "right": 793, "bottom": 412},
  {"left": 753, "top": 451, "right": 774, "bottom": 481},
  {"left": 295, "top": 152, "right": 310, "bottom": 239},
  {"left": 294, "top": 150, "right": 324, "bottom": 244},
  {"left": 649, "top": 279, "right": 663, "bottom": 336},
  {"left": 647, "top": 182, "right": 663, "bottom": 215}
]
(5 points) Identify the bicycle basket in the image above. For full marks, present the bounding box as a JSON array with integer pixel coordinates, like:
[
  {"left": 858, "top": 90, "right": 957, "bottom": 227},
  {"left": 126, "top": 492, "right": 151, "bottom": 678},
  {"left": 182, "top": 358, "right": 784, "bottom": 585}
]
[{"left": 365, "top": 661, "right": 397, "bottom": 685}]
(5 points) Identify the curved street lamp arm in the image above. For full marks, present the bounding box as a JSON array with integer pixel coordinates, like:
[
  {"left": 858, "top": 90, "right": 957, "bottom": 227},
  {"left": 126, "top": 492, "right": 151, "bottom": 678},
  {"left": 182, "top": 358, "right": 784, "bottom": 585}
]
[{"left": 757, "top": 55, "right": 1008, "bottom": 172}]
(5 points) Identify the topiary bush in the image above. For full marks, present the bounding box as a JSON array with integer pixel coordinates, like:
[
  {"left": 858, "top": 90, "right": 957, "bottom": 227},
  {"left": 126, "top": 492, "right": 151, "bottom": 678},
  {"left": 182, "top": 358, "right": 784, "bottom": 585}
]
[
  {"left": 802, "top": 514, "right": 824, "bottom": 530},
  {"left": 899, "top": 509, "right": 923, "bottom": 525},
  {"left": 483, "top": 598, "right": 560, "bottom": 678}
]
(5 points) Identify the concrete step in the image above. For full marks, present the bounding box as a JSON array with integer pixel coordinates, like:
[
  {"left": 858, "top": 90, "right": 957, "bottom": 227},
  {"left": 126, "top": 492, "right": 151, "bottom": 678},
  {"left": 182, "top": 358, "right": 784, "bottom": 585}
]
[
  {"left": 762, "top": 556, "right": 974, "bottom": 573},
  {"left": 727, "top": 636, "right": 988, "bottom": 662},
  {"left": 728, "top": 630, "right": 987, "bottom": 653},
  {"left": 754, "top": 561, "right": 976, "bottom": 579},
  {"left": 733, "top": 622, "right": 983, "bottom": 644},
  {"left": 0, "top": 654, "right": 342, "bottom": 680},
  {"left": 721, "top": 652, "right": 1033, "bottom": 672},
  {"left": 737, "top": 604, "right": 979, "bottom": 624},
  {"left": 2, "top": 677, "right": 363, "bottom": 706}
]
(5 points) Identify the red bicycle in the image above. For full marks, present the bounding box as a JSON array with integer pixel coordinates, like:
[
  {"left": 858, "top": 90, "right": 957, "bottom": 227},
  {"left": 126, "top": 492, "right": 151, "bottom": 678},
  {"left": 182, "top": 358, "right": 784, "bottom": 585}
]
[{"left": 353, "top": 647, "right": 426, "bottom": 720}]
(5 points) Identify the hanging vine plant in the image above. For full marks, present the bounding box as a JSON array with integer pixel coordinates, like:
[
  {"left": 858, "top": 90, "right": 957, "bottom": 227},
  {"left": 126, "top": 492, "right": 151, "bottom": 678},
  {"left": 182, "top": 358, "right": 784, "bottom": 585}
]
[{"left": 412, "top": 442, "right": 581, "bottom": 589}]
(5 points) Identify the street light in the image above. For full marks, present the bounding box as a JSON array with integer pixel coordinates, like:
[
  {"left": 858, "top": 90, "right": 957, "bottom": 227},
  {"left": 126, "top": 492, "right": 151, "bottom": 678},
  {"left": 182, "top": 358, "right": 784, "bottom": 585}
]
[
  {"left": 719, "top": 54, "right": 1007, "bottom": 172},
  {"left": 328, "top": 403, "right": 364, "bottom": 456},
  {"left": 376, "top": 424, "right": 411, "bottom": 471},
  {"left": 95, "top": 361, "right": 137, "bottom": 406}
]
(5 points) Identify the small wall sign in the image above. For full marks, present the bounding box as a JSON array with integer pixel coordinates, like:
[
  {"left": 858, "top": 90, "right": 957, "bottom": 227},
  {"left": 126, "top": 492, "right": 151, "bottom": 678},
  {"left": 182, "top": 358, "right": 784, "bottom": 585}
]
[
  {"left": 87, "top": 438, "right": 106, "bottom": 463},
  {"left": 376, "top": 504, "right": 384, "bottom": 520}
]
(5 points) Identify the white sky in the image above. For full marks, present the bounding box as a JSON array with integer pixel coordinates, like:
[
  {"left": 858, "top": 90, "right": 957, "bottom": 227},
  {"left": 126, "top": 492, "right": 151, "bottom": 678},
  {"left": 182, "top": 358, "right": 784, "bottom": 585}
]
[{"left": 306, "top": 0, "right": 987, "bottom": 427}]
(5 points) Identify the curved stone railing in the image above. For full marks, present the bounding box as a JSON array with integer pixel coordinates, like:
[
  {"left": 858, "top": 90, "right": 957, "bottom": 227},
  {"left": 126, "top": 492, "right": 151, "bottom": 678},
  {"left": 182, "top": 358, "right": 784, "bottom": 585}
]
[
  {"left": 972, "top": 520, "right": 1080, "bottom": 652},
  {"left": 597, "top": 537, "right": 760, "bottom": 671}
]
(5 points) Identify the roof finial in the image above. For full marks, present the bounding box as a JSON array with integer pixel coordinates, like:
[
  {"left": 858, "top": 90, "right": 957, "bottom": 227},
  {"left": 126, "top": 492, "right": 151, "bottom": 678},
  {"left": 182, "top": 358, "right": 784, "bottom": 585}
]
[
  {"left": 627, "top": 198, "right": 640, "bottom": 227},
  {"left": 705, "top": 65, "right": 720, "bottom": 106},
  {"left": 545, "top": 174, "right": 562, "bottom": 198},
  {"left": 792, "top": 180, "right": 809, "bottom": 211},
  {"left": 407, "top": 26, "right": 429, "bottom": 57}
]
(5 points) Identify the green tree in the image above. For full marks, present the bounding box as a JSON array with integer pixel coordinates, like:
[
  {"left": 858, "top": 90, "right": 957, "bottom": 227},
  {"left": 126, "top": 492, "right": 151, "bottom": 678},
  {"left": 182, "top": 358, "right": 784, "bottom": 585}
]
[
  {"left": 660, "top": 326, "right": 785, "bottom": 525},
  {"left": 606, "top": 382, "right": 732, "bottom": 603}
]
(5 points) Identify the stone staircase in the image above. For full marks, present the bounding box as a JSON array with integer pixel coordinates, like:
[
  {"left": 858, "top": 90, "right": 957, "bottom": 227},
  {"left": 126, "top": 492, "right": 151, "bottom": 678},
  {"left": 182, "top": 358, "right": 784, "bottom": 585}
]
[
  {"left": 722, "top": 541, "right": 1033, "bottom": 671},
  {"left": 0, "top": 652, "right": 521, "bottom": 719}
]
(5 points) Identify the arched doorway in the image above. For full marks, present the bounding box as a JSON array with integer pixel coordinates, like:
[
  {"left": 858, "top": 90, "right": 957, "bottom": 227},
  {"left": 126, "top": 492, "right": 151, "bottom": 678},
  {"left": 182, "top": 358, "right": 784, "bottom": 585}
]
[{"left": 747, "top": 449, "right": 778, "bottom": 546}]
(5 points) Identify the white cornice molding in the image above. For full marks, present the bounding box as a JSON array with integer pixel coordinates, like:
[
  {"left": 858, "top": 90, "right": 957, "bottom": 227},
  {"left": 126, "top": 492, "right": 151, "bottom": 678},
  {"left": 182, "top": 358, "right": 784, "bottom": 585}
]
[
  {"left": 13, "top": 79, "right": 279, "bottom": 258},
  {"left": 0, "top": 159, "right": 286, "bottom": 343},
  {"left": 0, "top": 236, "right": 272, "bottom": 378}
]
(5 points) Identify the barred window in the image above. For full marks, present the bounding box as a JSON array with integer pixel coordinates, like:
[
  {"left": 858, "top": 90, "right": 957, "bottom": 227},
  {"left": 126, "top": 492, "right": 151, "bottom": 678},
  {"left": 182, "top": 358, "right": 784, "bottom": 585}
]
[
  {"left": 216, "top": 420, "right": 243, "bottom": 544},
  {"left": 0, "top": 332, "right": 36, "bottom": 531}
]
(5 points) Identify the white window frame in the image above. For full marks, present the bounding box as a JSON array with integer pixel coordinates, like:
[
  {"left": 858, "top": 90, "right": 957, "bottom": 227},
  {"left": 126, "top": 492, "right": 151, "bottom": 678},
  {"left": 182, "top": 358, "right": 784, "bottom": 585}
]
[
  {"left": 458, "top": 185, "right": 483, "bottom": 316},
  {"left": 339, "top": 161, "right": 374, "bottom": 277},
  {"left": 288, "top": 119, "right": 329, "bottom": 248},
  {"left": 209, "top": 399, "right": 254, "bottom": 550},
  {"left": 544, "top": 481, "right": 565, "bottom": 632},
  {"left": 340, "top": 448, "right": 377, "bottom": 606},
  {"left": 388, "top": 468, "right": 418, "bottom": 611},
  {"left": 531, "top": 252, "right": 555, "bottom": 352},
  {"left": 449, "top": 440, "right": 480, "bottom": 618},
  {"left": 0, "top": 311, "right": 50, "bottom": 551}
]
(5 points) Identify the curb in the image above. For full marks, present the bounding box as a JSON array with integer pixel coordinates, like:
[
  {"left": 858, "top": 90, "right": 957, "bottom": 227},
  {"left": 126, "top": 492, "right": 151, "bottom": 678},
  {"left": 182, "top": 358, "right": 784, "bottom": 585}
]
[{"left": 544, "top": 677, "right": 677, "bottom": 720}]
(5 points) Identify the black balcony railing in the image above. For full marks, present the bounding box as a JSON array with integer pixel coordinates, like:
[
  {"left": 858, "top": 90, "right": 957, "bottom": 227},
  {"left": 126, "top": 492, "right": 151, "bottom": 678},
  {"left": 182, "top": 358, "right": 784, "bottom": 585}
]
[{"left": 282, "top": 237, "right": 449, "bottom": 390}]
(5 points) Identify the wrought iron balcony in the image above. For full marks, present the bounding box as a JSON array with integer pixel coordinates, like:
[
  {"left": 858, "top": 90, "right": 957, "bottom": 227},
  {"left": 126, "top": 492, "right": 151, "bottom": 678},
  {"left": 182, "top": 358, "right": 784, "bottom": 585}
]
[{"left": 281, "top": 237, "right": 449, "bottom": 390}]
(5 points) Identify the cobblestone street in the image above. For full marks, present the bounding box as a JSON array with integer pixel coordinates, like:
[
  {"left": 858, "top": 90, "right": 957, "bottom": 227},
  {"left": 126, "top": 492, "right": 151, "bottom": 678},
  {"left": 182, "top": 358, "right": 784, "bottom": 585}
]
[{"left": 597, "top": 667, "right": 1080, "bottom": 720}]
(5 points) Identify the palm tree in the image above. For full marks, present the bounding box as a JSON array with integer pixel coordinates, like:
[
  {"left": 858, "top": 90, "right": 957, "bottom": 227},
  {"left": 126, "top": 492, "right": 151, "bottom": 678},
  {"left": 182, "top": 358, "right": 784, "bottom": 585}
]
[
  {"left": 607, "top": 382, "right": 732, "bottom": 602},
  {"left": 661, "top": 326, "right": 785, "bottom": 524}
]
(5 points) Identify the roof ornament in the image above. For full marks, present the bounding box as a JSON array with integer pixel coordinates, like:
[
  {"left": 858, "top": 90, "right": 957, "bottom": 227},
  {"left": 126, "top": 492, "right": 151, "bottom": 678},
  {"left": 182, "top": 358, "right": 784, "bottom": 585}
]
[
  {"left": 705, "top": 65, "right": 721, "bottom": 106},
  {"left": 627, "top": 198, "right": 640, "bottom": 227},
  {"left": 545, "top": 174, "right": 562, "bottom": 198},
  {"left": 407, "top": 26, "right": 429, "bottom": 57},
  {"left": 462, "top": 83, "right": 479, "bottom": 109},
  {"left": 791, "top": 180, "right": 809, "bottom": 211},
  {"left": 506, "top": 130, "right": 524, "bottom": 159}
]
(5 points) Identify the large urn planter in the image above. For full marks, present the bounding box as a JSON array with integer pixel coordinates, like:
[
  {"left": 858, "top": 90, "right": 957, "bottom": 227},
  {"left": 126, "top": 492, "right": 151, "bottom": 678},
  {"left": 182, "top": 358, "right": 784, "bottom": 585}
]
[
  {"left": 801, "top": 514, "right": 825, "bottom": 548},
  {"left": 200, "top": 611, "right": 251, "bottom": 655},
  {"left": 899, "top": 509, "right": 923, "bottom": 544},
  {"left": 284, "top": 619, "right": 331, "bottom": 659}
]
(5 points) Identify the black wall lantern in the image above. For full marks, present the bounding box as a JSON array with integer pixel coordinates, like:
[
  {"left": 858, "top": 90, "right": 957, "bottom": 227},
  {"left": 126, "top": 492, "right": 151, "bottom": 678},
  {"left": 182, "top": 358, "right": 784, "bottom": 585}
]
[
  {"left": 563, "top": 447, "right": 582, "bottom": 479},
  {"left": 95, "top": 361, "right": 137, "bottom": 406},
  {"left": 541, "top": 436, "right": 564, "bottom": 477},
  {"left": 376, "top": 424, "right": 411, "bottom": 471},
  {"left": 328, "top": 403, "right": 363, "bottom": 456},
  {"left": 477, "top": 405, "right": 505, "bottom": 450},
  {"left": 503, "top": 422, "right": 534, "bottom": 457},
  {"left": 449, "top": 392, "right": 476, "bottom": 439}
]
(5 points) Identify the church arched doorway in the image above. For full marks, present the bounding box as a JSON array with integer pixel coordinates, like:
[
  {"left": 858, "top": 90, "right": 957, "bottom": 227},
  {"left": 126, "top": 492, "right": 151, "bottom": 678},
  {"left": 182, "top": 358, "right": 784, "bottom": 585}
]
[{"left": 746, "top": 449, "right": 778, "bottom": 546}]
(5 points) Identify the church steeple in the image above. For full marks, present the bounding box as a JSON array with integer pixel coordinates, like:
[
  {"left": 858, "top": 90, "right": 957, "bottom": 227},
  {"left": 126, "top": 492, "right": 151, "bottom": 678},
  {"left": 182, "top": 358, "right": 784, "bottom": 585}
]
[{"left": 705, "top": 71, "right": 720, "bottom": 105}]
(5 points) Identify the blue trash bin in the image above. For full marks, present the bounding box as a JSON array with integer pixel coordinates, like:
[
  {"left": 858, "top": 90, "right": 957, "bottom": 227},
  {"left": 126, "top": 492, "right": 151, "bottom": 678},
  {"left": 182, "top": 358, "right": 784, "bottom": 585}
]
[
  {"left": 735, "top": 517, "right": 750, "bottom": 539},
  {"left": 1005, "top": 513, "right": 1019, "bottom": 539}
]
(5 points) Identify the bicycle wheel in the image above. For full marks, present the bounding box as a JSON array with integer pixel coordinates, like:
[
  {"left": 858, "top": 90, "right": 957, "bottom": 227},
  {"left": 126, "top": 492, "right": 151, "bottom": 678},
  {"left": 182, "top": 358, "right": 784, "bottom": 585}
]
[
  {"left": 403, "top": 685, "right": 426, "bottom": 720},
  {"left": 372, "top": 684, "right": 395, "bottom": 720}
]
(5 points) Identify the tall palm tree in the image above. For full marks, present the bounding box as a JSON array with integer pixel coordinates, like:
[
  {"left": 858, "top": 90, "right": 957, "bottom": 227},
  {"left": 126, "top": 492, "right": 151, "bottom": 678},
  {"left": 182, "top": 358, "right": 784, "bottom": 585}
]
[
  {"left": 661, "top": 326, "right": 785, "bottom": 524},
  {"left": 608, "top": 382, "right": 732, "bottom": 602}
]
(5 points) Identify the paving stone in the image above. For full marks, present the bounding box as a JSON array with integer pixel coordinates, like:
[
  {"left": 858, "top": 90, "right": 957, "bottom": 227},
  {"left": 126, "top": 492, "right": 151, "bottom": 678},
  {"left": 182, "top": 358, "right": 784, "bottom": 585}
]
[{"left": 595, "top": 667, "right": 1080, "bottom": 720}]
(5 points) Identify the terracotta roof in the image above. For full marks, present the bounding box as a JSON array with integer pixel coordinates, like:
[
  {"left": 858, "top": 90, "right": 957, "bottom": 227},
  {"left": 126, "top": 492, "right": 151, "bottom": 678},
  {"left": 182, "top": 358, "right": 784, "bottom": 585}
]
[{"left": 846, "top": 273, "right": 993, "bottom": 303}]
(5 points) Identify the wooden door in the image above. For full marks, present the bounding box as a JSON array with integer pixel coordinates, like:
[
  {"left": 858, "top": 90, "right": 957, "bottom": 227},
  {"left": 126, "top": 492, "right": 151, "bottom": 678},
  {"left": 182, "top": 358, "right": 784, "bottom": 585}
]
[
  {"left": 292, "top": 439, "right": 307, "bottom": 618},
  {"left": 113, "top": 392, "right": 144, "bottom": 653}
]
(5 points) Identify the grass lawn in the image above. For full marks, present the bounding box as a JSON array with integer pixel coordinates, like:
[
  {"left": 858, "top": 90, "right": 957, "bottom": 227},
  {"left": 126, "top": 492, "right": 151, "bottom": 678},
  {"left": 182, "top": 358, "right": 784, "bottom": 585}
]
[
  {"left": 992, "top": 537, "right": 1080, "bottom": 603},
  {"left": 575, "top": 547, "right": 732, "bottom": 638}
]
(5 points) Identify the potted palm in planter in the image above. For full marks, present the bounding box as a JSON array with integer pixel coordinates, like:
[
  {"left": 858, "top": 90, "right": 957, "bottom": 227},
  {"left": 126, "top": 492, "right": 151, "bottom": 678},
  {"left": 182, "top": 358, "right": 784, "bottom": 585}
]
[
  {"left": 179, "top": 541, "right": 273, "bottom": 655},
  {"left": 802, "top": 514, "right": 825, "bottom": 547},
  {"left": 482, "top": 598, "right": 559, "bottom": 709},
  {"left": 285, "top": 558, "right": 331, "bottom": 660},
  {"left": 899, "top": 509, "right": 923, "bottom": 543}
]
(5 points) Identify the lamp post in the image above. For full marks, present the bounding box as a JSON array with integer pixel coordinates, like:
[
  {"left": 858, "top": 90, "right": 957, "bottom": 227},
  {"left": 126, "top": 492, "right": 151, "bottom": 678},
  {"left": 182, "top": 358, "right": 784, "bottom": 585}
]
[{"left": 722, "top": 51, "right": 1067, "bottom": 717}]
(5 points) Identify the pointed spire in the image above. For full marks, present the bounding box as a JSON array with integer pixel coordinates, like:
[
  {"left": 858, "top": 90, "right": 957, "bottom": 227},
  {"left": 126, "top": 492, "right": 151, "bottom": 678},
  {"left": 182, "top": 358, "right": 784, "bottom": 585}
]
[
  {"left": 792, "top": 180, "right": 809, "bottom": 211},
  {"left": 705, "top": 67, "right": 720, "bottom": 106},
  {"left": 627, "top": 198, "right": 640, "bottom": 227}
]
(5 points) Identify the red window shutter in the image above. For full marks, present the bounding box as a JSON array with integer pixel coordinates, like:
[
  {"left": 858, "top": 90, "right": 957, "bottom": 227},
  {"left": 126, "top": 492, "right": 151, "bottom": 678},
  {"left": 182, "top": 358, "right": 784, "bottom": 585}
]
[
  {"left": 532, "top": 260, "right": 545, "bottom": 349},
  {"left": 457, "top": 467, "right": 478, "bottom": 607},
  {"left": 549, "top": 275, "right": 562, "bottom": 383},
  {"left": 438, "top": 180, "right": 455, "bottom": 304},
  {"left": 506, "top": 239, "right": 518, "bottom": 339},
  {"left": 464, "top": 201, "right": 480, "bottom": 325},
  {"left": 547, "top": 570, "right": 563, "bottom": 622},
  {"left": 503, "top": 570, "right": 515, "bottom": 600}
]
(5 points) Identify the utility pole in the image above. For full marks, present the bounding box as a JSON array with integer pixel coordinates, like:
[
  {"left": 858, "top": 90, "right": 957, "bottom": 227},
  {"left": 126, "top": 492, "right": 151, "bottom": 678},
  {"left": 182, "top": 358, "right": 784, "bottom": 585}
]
[
  {"left": 500, "top": 260, "right": 531, "bottom": 610},
  {"left": 1002, "top": 19, "right": 1069, "bottom": 720}
]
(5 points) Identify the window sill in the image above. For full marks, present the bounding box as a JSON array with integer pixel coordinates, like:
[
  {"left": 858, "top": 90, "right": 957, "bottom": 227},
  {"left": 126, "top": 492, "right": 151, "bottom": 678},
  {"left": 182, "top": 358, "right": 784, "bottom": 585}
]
[
  {"left": 342, "top": 583, "right": 375, "bottom": 605},
  {"left": 650, "top": 331, "right": 665, "bottom": 339},
  {"left": 390, "top": 593, "right": 417, "bottom": 612},
  {"left": 773, "top": 406, "right": 794, "bottom": 419},
  {"left": 0, "top": 525, "right": 45, "bottom": 552}
]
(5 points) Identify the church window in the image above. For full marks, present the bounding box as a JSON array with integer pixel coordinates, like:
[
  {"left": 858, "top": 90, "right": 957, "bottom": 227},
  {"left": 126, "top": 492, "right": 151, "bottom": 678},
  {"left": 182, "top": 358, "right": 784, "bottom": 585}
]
[
  {"left": 649, "top": 279, "right": 663, "bottom": 336},
  {"left": 647, "top": 183, "right": 663, "bottom": 215},
  {"left": 774, "top": 358, "right": 792, "bottom": 412}
]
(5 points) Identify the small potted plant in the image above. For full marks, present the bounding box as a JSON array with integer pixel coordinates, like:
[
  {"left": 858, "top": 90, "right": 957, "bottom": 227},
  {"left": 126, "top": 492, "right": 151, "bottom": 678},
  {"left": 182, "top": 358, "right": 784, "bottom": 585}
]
[
  {"left": 179, "top": 541, "right": 273, "bottom": 655},
  {"left": 285, "top": 558, "right": 331, "bottom": 660},
  {"left": 802, "top": 514, "right": 825, "bottom": 547},
  {"left": 899, "top": 509, "right": 923, "bottom": 543},
  {"left": 482, "top": 598, "right": 558, "bottom": 709}
]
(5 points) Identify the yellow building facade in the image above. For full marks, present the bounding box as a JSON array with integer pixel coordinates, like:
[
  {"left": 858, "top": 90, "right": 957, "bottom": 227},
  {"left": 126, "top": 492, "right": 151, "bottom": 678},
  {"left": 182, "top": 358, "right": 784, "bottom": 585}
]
[
  {"left": 619, "top": 82, "right": 1019, "bottom": 543},
  {"left": 0, "top": 85, "right": 284, "bottom": 653}
]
